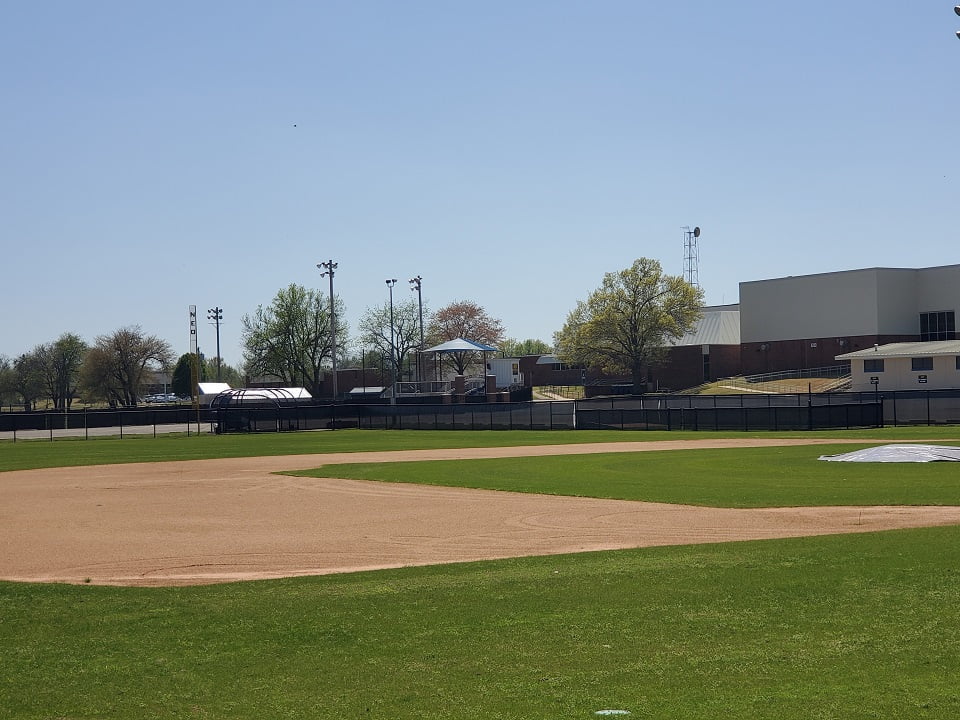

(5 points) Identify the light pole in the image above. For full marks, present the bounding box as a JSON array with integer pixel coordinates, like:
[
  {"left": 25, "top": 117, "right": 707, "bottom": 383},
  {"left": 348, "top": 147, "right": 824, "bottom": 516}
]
[
  {"left": 386, "top": 278, "right": 397, "bottom": 397},
  {"left": 317, "top": 260, "right": 338, "bottom": 399},
  {"left": 207, "top": 307, "right": 223, "bottom": 382},
  {"left": 409, "top": 275, "right": 423, "bottom": 384}
]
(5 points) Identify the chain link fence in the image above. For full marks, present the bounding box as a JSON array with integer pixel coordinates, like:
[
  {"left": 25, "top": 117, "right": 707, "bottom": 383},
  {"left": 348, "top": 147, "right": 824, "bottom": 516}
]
[{"left": 3, "top": 390, "right": 959, "bottom": 441}]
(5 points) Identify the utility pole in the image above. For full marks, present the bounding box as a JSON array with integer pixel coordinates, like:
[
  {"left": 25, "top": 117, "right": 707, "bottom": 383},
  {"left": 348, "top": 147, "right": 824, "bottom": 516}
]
[
  {"left": 317, "top": 260, "right": 339, "bottom": 399},
  {"left": 409, "top": 275, "right": 423, "bottom": 384},
  {"left": 207, "top": 307, "right": 223, "bottom": 382}
]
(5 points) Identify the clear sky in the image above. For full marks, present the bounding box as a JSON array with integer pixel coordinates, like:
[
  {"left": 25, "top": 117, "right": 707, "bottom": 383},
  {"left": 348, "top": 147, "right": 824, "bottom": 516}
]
[{"left": 3, "top": 2, "right": 957, "bottom": 367}]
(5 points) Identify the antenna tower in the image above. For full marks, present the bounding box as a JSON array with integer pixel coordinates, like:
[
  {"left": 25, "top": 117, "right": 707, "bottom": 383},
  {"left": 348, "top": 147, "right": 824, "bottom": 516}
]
[{"left": 682, "top": 225, "right": 701, "bottom": 289}]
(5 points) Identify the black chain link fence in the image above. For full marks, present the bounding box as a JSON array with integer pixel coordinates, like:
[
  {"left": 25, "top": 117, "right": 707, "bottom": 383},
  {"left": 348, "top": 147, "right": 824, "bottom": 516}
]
[{"left": 3, "top": 390, "right": 959, "bottom": 440}]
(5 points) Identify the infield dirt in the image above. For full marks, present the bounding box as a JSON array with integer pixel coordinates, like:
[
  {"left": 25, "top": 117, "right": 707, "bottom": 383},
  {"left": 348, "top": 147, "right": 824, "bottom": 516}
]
[{"left": 3, "top": 437, "right": 959, "bottom": 586}]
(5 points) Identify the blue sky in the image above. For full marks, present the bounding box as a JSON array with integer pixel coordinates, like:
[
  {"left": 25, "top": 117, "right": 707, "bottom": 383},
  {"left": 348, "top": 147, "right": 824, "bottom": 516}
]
[{"left": 2, "top": 2, "right": 957, "bottom": 366}]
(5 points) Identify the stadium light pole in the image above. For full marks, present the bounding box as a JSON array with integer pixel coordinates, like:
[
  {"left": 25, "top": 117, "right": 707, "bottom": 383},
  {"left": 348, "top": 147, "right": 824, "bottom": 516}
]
[
  {"left": 207, "top": 307, "right": 223, "bottom": 381},
  {"left": 409, "top": 275, "right": 423, "bottom": 383},
  {"left": 317, "top": 260, "right": 339, "bottom": 399},
  {"left": 386, "top": 279, "right": 397, "bottom": 400}
]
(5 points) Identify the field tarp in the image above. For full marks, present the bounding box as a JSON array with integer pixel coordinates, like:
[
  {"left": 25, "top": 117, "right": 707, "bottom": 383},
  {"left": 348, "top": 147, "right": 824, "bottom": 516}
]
[{"left": 819, "top": 444, "right": 960, "bottom": 462}]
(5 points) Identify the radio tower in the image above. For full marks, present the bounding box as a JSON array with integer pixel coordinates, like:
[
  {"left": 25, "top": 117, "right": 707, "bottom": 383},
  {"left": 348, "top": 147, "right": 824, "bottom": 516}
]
[{"left": 682, "top": 225, "right": 701, "bottom": 289}]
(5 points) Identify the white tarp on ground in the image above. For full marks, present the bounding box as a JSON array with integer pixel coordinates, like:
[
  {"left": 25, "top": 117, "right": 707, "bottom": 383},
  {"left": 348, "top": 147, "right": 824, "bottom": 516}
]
[{"left": 819, "top": 444, "right": 960, "bottom": 462}]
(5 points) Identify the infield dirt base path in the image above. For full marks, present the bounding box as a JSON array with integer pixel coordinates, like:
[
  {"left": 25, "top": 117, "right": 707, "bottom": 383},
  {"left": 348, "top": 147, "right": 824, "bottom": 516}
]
[{"left": 3, "top": 438, "right": 960, "bottom": 586}]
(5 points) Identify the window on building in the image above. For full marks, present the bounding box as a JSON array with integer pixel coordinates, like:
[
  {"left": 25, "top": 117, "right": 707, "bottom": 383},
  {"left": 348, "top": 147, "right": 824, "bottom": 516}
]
[
  {"left": 911, "top": 357, "right": 933, "bottom": 372},
  {"left": 863, "top": 359, "right": 884, "bottom": 373},
  {"left": 920, "top": 311, "right": 956, "bottom": 341},
  {"left": 956, "top": 356, "right": 960, "bottom": 371}
]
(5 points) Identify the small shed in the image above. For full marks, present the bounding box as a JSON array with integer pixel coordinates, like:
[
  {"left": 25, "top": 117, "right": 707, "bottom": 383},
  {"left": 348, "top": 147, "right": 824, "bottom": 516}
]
[
  {"left": 198, "top": 382, "right": 232, "bottom": 405},
  {"left": 837, "top": 341, "right": 960, "bottom": 392}
]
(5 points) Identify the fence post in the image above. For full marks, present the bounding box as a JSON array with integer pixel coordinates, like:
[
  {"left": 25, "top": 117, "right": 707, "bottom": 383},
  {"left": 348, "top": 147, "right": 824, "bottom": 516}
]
[{"left": 927, "top": 390, "right": 931, "bottom": 426}]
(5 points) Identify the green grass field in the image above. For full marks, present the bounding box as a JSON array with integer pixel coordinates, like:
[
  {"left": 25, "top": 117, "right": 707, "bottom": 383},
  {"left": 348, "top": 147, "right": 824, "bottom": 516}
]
[
  {"left": 1, "top": 425, "right": 957, "bottom": 473},
  {"left": 2, "top": 428, "right": 960, "bottom": 718},
  {"left": 295, "top": 443, "right": 960, "bottom": 507}
]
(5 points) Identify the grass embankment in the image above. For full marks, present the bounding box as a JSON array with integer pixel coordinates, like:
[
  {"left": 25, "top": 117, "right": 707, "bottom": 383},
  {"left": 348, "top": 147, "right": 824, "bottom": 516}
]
[{"left": 3, "top": 527, "right": 960, "bottom": 719}]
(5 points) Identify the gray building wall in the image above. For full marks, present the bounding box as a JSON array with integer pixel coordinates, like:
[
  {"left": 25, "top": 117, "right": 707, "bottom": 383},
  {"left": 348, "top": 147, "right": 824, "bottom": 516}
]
[
  {"left": 741, "top": 265, "right": 960, "bottom": 344},
  {"left": 740, "top": 269, "right": 883, "bottom": 343}
]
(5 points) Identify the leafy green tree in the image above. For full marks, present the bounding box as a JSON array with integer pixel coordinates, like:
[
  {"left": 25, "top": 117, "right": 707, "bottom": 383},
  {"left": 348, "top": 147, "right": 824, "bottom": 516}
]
[
  {"left": 34, "top": 333, "right": 88, "bottom": 409},
  {"left": 359, "top": 297, "right": 422, "bottom": 384},
  {"left": 554, "top": 257, "right": 704, "bottom": 393},
  {"left": 79, "top": 326, "right": 174, "bottom": 406},
  {"left": 241, "top": 284, "right": 347, "bottom": 396},
  {"left": 203, "top": 356, "right": 242, "bottom": 388},
  {"left": 171, "top": 354, "right": 197, "bottom": 397},
  {"left": 426, "top": 300, "right": 505, "bottom": 375},
  {"left": 498, "top": 338, "right": 553, "bottom": 357}
]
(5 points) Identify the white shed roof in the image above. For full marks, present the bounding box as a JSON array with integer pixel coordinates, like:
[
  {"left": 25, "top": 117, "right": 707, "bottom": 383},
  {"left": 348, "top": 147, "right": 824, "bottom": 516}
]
[{"left": 837, "top": 340, "right": 960, "bottom": 360}]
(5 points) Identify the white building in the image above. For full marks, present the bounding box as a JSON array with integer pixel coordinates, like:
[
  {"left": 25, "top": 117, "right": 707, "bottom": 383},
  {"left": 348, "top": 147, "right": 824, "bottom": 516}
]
[{"left": 837, "top": 341, "right": 960, "bottom": 392}]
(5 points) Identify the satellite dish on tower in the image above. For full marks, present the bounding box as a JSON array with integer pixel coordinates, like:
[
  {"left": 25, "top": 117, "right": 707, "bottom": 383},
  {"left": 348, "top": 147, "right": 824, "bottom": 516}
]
[{"left": 693, "top": 226, "right": 700, "bottom": 238}]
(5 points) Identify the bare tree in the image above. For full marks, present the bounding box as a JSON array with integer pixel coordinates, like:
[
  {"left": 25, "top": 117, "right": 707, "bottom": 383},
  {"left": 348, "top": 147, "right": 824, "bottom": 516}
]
[
  {"left": 427, "top": 300, "right": 505, "bottom": 375},
  {"left": 79, "top": 326, "right": 174, "bottom": 406},
  {"left": 358, "top": 297, "right": 422, "bottom": 384},
  {"left": 12, "top": 352, "right": 45, "bottom": 411},
  {"left": 34, "top": 333, "right": 88, "bottom": 409}
]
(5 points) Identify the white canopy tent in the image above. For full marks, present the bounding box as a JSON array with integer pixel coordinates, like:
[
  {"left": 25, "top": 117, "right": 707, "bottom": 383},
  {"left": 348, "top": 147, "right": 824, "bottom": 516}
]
[{"left": 423, "top": 338, "right": 498, "bottom": 381}]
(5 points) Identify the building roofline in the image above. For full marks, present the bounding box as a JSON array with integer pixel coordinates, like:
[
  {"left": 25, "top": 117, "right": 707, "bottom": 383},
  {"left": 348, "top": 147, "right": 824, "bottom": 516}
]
[{"left": 741, "top": 263, "right": 960, "bottom": 287}]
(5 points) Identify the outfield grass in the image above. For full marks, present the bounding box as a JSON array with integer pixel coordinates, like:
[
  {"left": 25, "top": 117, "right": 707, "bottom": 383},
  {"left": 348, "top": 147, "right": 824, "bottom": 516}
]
[
  {"left": 2, "top": 425, "right": 958, "bottom": 473},
  {"left": 2, "top": 527, "right": 960, "bottom": 719},
  {"left": 295, "top": 442, "right": 960, "bottom": 508}
]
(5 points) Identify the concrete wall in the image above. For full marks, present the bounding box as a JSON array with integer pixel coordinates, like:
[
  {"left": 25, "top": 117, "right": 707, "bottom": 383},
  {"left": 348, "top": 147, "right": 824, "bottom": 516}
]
[
  {"left": 874, "top": 269, "right": 920, "bottom": 334},
  {"left": 740, "top": 269, "right": 883, "bottom": 343},
  {"left": 742, "top": 266, "right": 960, "bottom": 345},
  {"left": 916, "top": 265, "right": 960, "bottom": 315}
]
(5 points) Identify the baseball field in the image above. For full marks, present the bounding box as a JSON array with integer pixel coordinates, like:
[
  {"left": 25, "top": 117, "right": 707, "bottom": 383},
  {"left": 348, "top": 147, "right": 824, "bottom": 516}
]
[{"left": 2, "top": 428, "right": 959, "bottom": 718}]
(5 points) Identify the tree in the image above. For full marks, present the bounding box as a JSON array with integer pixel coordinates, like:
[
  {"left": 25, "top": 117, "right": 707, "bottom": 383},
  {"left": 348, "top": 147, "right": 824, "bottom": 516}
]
[
  {"left": 171, "top": 353, "right": 197, "bottom": 397},
  {"left": 34, "top": 333, "right": 88, "bottom": 410},
  {"left": 203, "top": 356, "right": 242, "bottom": 388},
  {"left": 553, "top": 257, "right": 704, "bottom": 393},
  {"left": 12, "top": 352, "right": 45, "bottom": 410},
  {"left": 241, "top": 284, "right": 347, "bottom": 397},
  {"left": 0, "top": 355, "right": 14, "bottom": 408},
  {"left": 358, "top": 297, "right": 422, "bottom": 385},
  {"left": 498, "top": 338, "right": 553, "bottom": 357},
  {"left": 426, "top": 300, "right": 505, "bottom": 375},
  {"left": 79, "top": 326, "right": 174, "bottom": 406}
]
